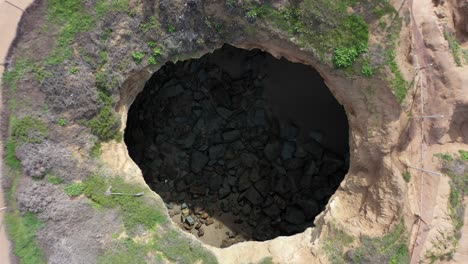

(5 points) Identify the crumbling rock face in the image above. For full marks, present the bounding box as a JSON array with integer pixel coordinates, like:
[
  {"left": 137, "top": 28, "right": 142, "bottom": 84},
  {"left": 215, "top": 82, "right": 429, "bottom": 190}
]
[
  {"left": 452, "top": 0, "right": 468, "bottom": 40},
  {"left": 125, "top": 45, "right": 349, "bottom": 246}
]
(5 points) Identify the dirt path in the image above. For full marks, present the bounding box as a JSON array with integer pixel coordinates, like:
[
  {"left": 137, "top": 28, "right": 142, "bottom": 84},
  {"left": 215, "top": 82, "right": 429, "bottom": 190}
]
[
  {"left": 0, "top": 1, "right": 35, "bottom": 263},
  {"left": 407, "top": 0, "right": 468, "bottom": 263}
]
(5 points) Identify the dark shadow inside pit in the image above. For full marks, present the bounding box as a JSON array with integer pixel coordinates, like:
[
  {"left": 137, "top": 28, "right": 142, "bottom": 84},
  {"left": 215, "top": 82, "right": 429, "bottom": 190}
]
[{"left": 124, "top": 44, "right": 349, "bottom": 247}]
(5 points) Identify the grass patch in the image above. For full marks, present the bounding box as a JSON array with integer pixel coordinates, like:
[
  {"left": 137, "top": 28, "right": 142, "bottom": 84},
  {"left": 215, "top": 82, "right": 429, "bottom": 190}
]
[
  {"left": 64, "top": 182, "right": 86, "bottom": 197},
  {"left": 83, "top": 175, "right": 166, "bottom": 230},
  {"left": 443, "top": 30, "right": 463, "bottom": 66},
  {"left": 239, "top": 1, "right": 376, "bottom": 68},
  {"left": 57, "top": 118, "right": 68, "bottom": 126},
  {"left": 257, "top": 257, "right": 274, "bottom": 264},
  {"left": 132, "top": 51, "right": 145, "bottom": 64},
  {"left": 458, "top": 150, "right": 468, "bottom": 161},
  {"left": 86, "top": 104, "right": 121, "bottom": 141},
  {"left": 402, "top": 171, "right": 411, "bottom": 183},
  {"left": 45, "top": 0, "right": 95, "bottom": 65},
  {"left": 361, "top": 61, "right": 374, "bottom": 78},
  {"left": 5, "top": 116, "right": 48, "bottom": 171},
  {"left": 5, "top": 140, "right": 21, "bottom": 170},
  {"left": 47, "top": 174, "right": 63, "bottom": 185},
  {"left": 430, "top": 156, "right": 468, "bottom": 261},
  {"left": 2, "top": 59, "right": 35, "bottom": 91},
  {"left": 353, "top": 222, "right": 409, "bottom": 264},
  {"left": 153, "top": 230, "right": 218, "bottom": 264},
  {"left": 387, "top": 49, "right": 408, "bottom": 104},
  {"left": 5, "top": 212, "right": 45, "bottom": 264},
  {"left": 11, "top": 116, "right": 48, "bottom": 144},
  {"left": 90, "top": 141, "right": 102, "bottom": 158},
  {"left": 434, "top": 153, "right": 454, "bottom": 162},
  {"left": 322, "top": 223, "right": 355, "bottom": 264}
]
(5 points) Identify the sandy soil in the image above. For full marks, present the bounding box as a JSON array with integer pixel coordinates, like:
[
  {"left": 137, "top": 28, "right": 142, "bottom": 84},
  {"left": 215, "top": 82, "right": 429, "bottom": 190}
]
[
  {"left": 0, "top": 0, "right": 35, "bottom": 263},
  {"left": 406, "top": 0, "right": 468, "bottom": 263}
]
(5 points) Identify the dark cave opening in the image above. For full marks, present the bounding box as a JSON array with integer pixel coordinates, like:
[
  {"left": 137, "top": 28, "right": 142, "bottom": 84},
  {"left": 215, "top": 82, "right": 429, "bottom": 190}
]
[{"left": 124, "top": 44, "right": 349, "bottom": 247}]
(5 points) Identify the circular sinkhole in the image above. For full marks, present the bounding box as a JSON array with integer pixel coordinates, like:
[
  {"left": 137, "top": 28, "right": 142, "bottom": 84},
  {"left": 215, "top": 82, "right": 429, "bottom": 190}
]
[{"left": 124, "top": 44, "right": 349, "bottom": 247}]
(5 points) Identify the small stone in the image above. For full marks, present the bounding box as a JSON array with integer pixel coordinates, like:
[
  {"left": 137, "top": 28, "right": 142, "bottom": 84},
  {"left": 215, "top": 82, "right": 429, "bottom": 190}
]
[
  {"left": 238, "top": 171, "right": 251, "bottom": 191},
  {"left": 201, "top": 212, "right": 209, "bottom": 219},
  {"left": 197, "top": 228, "right": 205, "bottom": 237},
  {"left": 242, "top": 204, "right": 252, "bottom": 215},
  {"left": 209, "top": 144, "right": 226, "bottom": 161},
  {"left": 183, "top": 223, "right": 193, "bottom": 230},
  {"left": 297, "top": 200, "right": 319, "bottom": 220},
  {"left": 244, "top": 187, "right": 263, "bottom": 205},
  {"left": 263, "top": 204, "right": 281, "bottom": 218},
  {"left": 218, "top": 187, "right": 231, "bottom": 199},
  {"left": 181, "top": 208, "right": 190, "bottom": 217},
  {"left": 223, "top": 130, "right": 241, "bottom": 142},
  {"left": 216, "top": 107, "right": 233, "bottom": 119},
  {"left": 281, "top": 141, "right": 296, "bottom": 160},
  {"left": 241, "top": 153, "right": 258, "bottom": 167},
  {"left": 280, "top": 122, "right": 298, "bottom": 140},
  {"left": 264, "top": 141, "right": 281, "bottom": 161},
  {"left": 160, "top": 83, "right": 184, "bottom": 98},
  {"left": 249, "top": 167, "right": 261, "bottom": 182},
  {"left": 193, "top": 91, "right": 205, "bottom": 100},
  {"left": 205, "top": 218, "right": 214, "bottom": 226},
  {"left": 304, "top": 160, "right": 317, "bottom": 175},
  {"left": 284, "top": 158, "right": 305, "bottom": 170},
  {"left": 195, "top": 222, "right": 202, "bottom": 229},
  {"left": 253, "top": 109, "right": 266, "bottom": 126},
  {"left": 254, "top": 179, "right": 270, "bottom": 197},
  {"left": 284, "top": 206, "right": 306, "bottom": 225},
  {"left": 191, "top": 151, "right": 209, "bottom": 173},
  {"left": 185, "top": 215, "right": 195, "bottom": 226}
]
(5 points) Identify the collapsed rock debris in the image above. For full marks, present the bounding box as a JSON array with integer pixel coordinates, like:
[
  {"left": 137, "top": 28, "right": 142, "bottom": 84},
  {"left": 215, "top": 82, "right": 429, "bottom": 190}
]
[{"left": 125, "top": 44, "right": 349, "bottom": 247}]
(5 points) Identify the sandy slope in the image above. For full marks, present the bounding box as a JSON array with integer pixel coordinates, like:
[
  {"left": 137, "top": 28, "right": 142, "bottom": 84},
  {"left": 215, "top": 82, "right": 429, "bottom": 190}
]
[{"left": 0, "top": 1, "right": 35, "bottom": 263}]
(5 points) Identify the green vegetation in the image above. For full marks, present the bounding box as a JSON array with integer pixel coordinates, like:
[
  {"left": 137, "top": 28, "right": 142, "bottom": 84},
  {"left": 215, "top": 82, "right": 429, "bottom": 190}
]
[
  {"left": 458, "top": 150, "right": 468, "bottom": 161},
  {"left": 96, "top": 0, "right": 129, "bottom": 19},
  {"left": 83, "top": 175, "right": 166, "bottom": 230},
  {"left": 2, "top": 59, "right": 34, "bottom": 91},
  {"left": 323, "top": 222, "right": 409, "bottom": 264},
  {"left": 429, "top": 155, "right": 468, "bottom": 261},
  {"left": 322, "top": 223, "right": 354, "bottom": 264},
  {"left": 402, "top": 171, "right": 411, "bottom": 183},
  {"left": 139, "top": 17, "right": 159, "bottom": 33},
  {"left": 361, "top": 61, "right": 374, "bottom": 77},
  {"left": 444, "top": 30, "right": 463, "bottom": 67},
  {"left": 64, "top": 182, "right": 86, "bottom": 197},
  {"left": 240, "top": 1, "right": 375, "bottom": 69},
  {"left": 88, "top": 71, "right": 121, "bottom": 142},
  {"left": 57, "top": 118, "right": 68, "bottom": 126},
  {"left": 11, "top": 116, "right": 48, "bottom": 143},
  {"left": 47, "top": 174, "right": 63, "bottom": 185},
  {"left": 353, "top": 222, "right": 409, "bottom": 264},
  {"left": 132, "top": 51, "right": 145, "bottom": 64},
  {"left": 257, "top": 257, "right": 274, "bottom": 264},
  {"left": 99, "top": 230, "right": 217, "bottom": 264},
  {"left": 70, "top": 66, "right": 79, "bottom": 74},
  {"left": 387, "top": 49, "right": 408, "bottom": 104},
  {"left": 86, "top": 104, "right": 121, "bottom": 141},
  {"left": 45, "top": 0, "right": 95, "bottom": 65},
  {"left": 5, "top": 212, "right": 45, "bottom": 264},
  {"left": 6, "top": 140, "right": 21, "bottom": 170},
  {"left": 434, "top": 153, "right": 454, "bottom": 162},
  {"left": 90, "top": 141, "right": 102, "bottom": 158},
  {"left": 167, "top": 24, "right": 176, "bottom": 33}
]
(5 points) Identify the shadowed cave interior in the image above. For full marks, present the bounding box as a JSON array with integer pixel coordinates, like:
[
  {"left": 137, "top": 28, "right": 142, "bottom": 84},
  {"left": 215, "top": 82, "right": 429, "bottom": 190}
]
[{"left": 124, "top": 44, "right": 349, "bottom": 247}]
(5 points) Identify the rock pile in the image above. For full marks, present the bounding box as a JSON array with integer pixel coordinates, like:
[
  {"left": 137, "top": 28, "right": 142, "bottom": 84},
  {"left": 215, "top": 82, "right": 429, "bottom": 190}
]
[{"left": 125, "top": 50, "right": 349, "bottom": 245}]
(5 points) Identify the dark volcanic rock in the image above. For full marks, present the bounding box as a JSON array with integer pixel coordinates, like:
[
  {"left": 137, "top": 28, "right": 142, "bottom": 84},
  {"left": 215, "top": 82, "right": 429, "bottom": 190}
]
[
  {"left": 191, "top": 151, "right": 209, "bottom": 173},
  {"left": 283, "top": 206, "right": 306, "bottom": 225}
]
